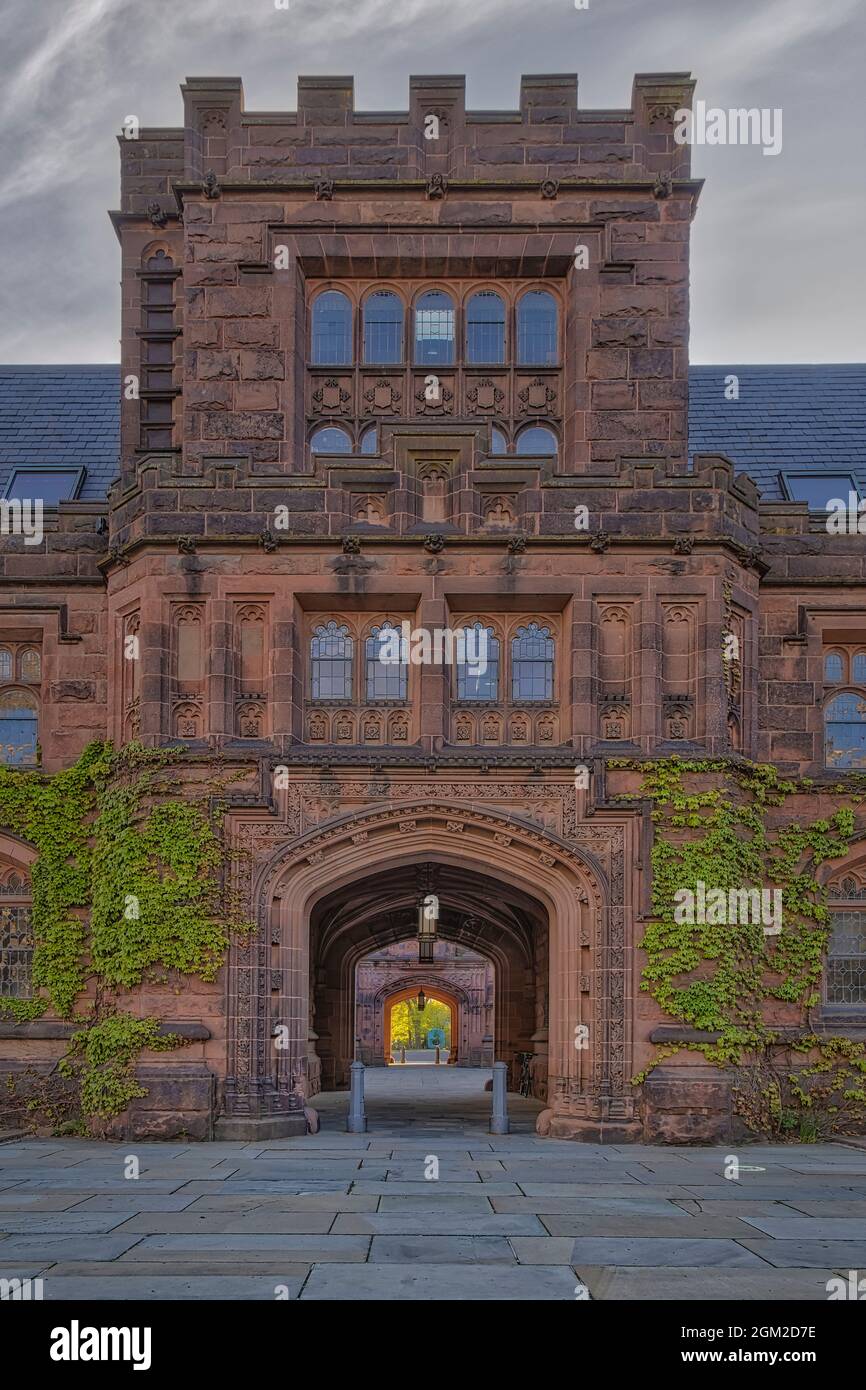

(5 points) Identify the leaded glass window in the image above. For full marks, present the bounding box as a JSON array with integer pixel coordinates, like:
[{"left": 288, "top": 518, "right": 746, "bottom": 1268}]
[{"left": 311, "top": 622, "right": 353, "bottom": 700}]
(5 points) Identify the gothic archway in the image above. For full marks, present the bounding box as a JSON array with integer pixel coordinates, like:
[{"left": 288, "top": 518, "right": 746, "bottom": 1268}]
[
  {"left": 381, "top": 983, "right": 459, "bottom": 1062},
  {"left": 222, "top": 793, "right": 634, "bottom": 1142}
]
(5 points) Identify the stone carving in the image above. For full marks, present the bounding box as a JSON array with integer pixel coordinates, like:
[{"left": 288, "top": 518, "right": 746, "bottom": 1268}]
[
  {"left": 315, "top": 179, "right": 335, "bottom": 201},
  {"left": 484, "top": 496, "right": 516, "bottom": 528},
  {"left": 466, "top": 379, "right": 505, "bottom": 412},
  {"left": 202, "top": 170, "right": 220, "bottom": 199},
  {"left": 364, "top": 379, "right": 402, "bottom": 413},
  {"left": 648, "top": 103, "right": 676, "bottom": 125},
  {"left": 423, "top": 534, "right": 445, "bottom": 554},
  {"left": 342, "top": 535, "right": 361, "bottom": 555},
  {"left": 146, "top": 201, "right": 168, "bottom": 228},
  {"left": 259, "top": 528, "right": 278, "bottom": 553},
  {"left": 426, "top": 173, "right": 447, "bottom": 199},
  {"left": 308, "top": 711, "right": 328, "bottom": 741},
  {"left": 177, "top": 535, "right": 197, "bottom": 555},
  {"left": 653, "top": 170, "right": 674, "bottom": 199},
  {"left": 414, "top": 382, "right": 453, "bottom": 414},
  {"left": 517, "top": 378, "right": 557, "bottom": 413},
  {"left": 540, "top": 178, "right": 560, "bottom": 199},
  {"left": 589, "top": 530, "right": 611, "bottom": 554},
  {"left": 312, "top": 378, "right": 351, "bottom": 414},
  {"left": 673, "top": 536, "right": 693, "bottom": 555},
  {"left": 237, "top": 702, "right": 264, "bottom": 739}
]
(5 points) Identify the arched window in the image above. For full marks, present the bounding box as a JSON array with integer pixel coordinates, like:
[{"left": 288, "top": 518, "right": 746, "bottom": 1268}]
[
  {"left": 360, "top": 425, "right": 378, "bottom": 455},
  {"left": 825, "top": 652, "right": 845, "bottom": 683},
  {"left": 826, "top": 876, "right": 866, "bottom": 1009},
  {"left": 825, "top": 692, "right": 866, "bottom": 769},
  {"left": 854, "top": 652, "right": 866, "bottom": 683},
  {"left": 0, "top": 649, "right": 11, "bottom": 682},
  {"left": 311, "top": 622, "right": 353, "bottom": 701},
  {"left": 466, "top": 291, "right": 505, "bottom": 365},
  {"left": 363, "top": 291, "right": 403, "bottom": 365},
  {"left": 456, "top": 624, "right": 499, "bottom": 701},
  {"left": 516, "top": 426, "right": 557, "bottom": 456},
  {"left": 18, "top": 649, "right": 41, "bottom": 683},
  {"left": 0, "top": 689, "right": 38, "bottom": 766},
  {"left": 517, "top": 290, "right": 558, "bottom": 366},
  {"left": 414, "top": 291, "right": 455, "bottom": 366},
  {"left": 490, "top": 426, "right": 507, "bottom": 456},
  {"left": 310, "top": 425, "right": 352, "bottom": 454},
  {"left": 366, "top": 622, "right": 408, "bottom": 701},
  {"left": 512, "top": 623, "right": 554, "bottom": 702},
  {"left": 311, "top": 290, "right": 353, "bottom": 366}
]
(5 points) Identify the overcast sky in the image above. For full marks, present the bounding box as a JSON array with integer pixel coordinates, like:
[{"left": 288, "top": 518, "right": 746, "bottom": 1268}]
[{"left": 0, "top": 0, "right": 863, "bottom": 364}]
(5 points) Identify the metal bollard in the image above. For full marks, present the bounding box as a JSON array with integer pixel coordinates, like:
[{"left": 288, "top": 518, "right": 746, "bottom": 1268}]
[
  {"left": 435, "top": 1044, "right": 441, "bottom": 1065},
  {"left": 489, "top": 1060, "right": 509, "bottom": 1134},
  {"left": 347, "top": 1059, "right": 367, "bottom": 1132},
  {"left": 400, "top": 1046, "right": 406, "bottom": 1064}
]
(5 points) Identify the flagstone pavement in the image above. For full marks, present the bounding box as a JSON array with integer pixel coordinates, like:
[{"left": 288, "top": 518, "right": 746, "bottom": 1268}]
[{"left": 2, "top": 1066, "right": 866, "bottom": 1301}]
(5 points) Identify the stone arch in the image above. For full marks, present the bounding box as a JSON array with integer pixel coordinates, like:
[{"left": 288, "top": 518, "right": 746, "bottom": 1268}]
[
  {"left": 222, "top": 798, "right": 632, "bottom": 1141},
  {"left": 380, "top": 981, "right": 461, "bottom": 1062}
]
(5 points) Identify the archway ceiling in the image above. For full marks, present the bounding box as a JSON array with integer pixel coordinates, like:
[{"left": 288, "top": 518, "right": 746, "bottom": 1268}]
[{"left": 309, "top": 861, "right": 545, "bottom": 966}]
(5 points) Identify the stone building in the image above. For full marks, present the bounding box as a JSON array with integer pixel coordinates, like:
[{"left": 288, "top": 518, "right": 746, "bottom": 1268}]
[{"left": 0, "top": 73, "right": 865, "bottom": 1142}]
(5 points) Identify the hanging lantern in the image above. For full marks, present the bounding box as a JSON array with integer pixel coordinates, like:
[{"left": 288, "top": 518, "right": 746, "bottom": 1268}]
[
  {"left": 418, "top": 893, "right": 439, "bottom": 964},
  {"left": 416, "top": 988, "right": 427, "bottom": 1011}
]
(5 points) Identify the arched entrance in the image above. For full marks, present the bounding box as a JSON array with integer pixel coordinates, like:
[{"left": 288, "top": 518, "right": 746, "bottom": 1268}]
[
  {"left": 383, "top": 983, "right": 458, "bottom": 1062},
  {"left": 223, "top": 798, "right": 635, "bottom": 1142}
]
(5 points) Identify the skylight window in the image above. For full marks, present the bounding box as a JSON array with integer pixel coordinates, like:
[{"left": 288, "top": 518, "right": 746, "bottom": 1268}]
[
  {"left": 3, "top": 468, "right": 84, "bottom": 505},
  {"left": 781, "top": 472, "right": 860, "bottom": 512}
]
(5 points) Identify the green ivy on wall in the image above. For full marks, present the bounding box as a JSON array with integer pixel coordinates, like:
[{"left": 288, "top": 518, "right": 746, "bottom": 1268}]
[
  {"left": 0, "top": 742, "right": 252, "bottom": 1127},
  {"left": 614, "top": 756, "right": 866, "bottom": 1138}
]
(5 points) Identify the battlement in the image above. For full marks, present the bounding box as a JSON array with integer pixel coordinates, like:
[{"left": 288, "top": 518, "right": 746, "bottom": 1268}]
[{"left": 118, "top": 72, "right": 697, "bottom": 214}]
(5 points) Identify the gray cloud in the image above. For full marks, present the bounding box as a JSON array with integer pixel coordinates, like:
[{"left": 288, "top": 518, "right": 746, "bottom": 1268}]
[{"left": 0, "top": 0, "right": 863, "bottom": 362}]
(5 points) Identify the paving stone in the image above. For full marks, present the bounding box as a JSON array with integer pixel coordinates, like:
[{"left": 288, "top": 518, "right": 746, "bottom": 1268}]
[
  {"left": 491, "top": 1196, "right": 683, "bottom": 1216},
  {"left": 113, "top": 1213, "right": 335, "bottom": 1234},
  {"left": 351, "top": 1181, "right": 520, "bottom": 1195},
  {"left": 738, "top": 1239, "right": 866, "bottom": 1268},
  {"left": 513, "top": 1236, "right": 766, "bottom": 1267},
  {"left": 0, "top": 1235, "right": 145, "bottom": 1260},
  {"left": 71, "top": 1195, "right": 203, "bottom": 1212},
  {"left": 538, "top": 1214, "right": 753, "bottom": 1238},
  {"left": 185, "top": 1193, "right": 379, "bottom": 1212},
  {"left": 125, "top": 1234, "right": 370, "bottom": 1261},
  {"left": 515, "top": 1183, "right": 693, "bottom": 1198},
  {"left": 369, "top": 1235, "right": 517, "bottom": 1264},
  {"left": 300, "top": 1264, "right": 580, "bottom": 1299},
  {"left": 44, "top": 1261, "right": 312, "bottom": 1278},
  {"left": 332, "top": 1212, "right": 546, "bottom": 1235},
  {"left": 738, "top": 1216, "right": 866, "bottom": 1239},
  {"left": 0, "top": 1214, "right": 139, "bottom": 1234},
  {"left": 40, "top": 1275, "right": 307, "bottom": 1300},
  {"left": 0, "top": 1195, "right": 94, "bottom": 1212},
  {"left": 574, "top": 1265, "right": 837, "bottom": 1301}
]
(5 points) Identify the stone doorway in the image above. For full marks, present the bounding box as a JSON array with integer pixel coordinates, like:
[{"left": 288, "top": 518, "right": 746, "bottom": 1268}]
[{"left": 223, "top": 800, "right": 633, "bottom": 1142}]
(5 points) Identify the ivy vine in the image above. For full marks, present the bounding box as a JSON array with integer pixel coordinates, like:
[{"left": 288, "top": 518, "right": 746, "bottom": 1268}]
[
  {"left": 0, "top": 742, "right": 252, "bottom": 1129},
  {"left": 615, "top": 756, "right": 866, "bottom": 1138}
]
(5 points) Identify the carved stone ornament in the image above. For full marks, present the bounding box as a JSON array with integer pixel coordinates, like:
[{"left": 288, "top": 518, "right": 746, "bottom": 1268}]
[
  {"left": 146, "top": 201, "right": 168, "bottom": 228},
  {"left": 672, "top": 536, "right": 693, "bottom": 555},
  {"left": 423, "top": 534, "right": 445, "bottom": 554},
  {"left": 589, "top": 530, "right": 611, "bottom": 554},
  {"left": 426, "top": 173, "right": 448, "bottom": 199},
  {"left": 506, "top": 535, "right": 527, "bottom": 555},
  {"left": 202, "top": 170, "right": 220, "bottom": 200},
  {"left": 342, "top": 535, "right": 361, "bottom": 555},
  {"left": 259, "top": 528, "right": 278, "bottom": 553},
  {"left": 648, "top": 104, "right": 676, "bottom": 126},
  {"left": 540, "top": 178, "right": 560, "bottom": 200},
  {"left": 466, "top": 379, "right": 504, "bottom": 412},
  {"left": 314, "top": 179, "right": 335, "bottom": 201},
  {"left": 652, "top": 170, "right": 674, "bottom": 200},
  {"left": 177, "top": 535, "right": 197, "bottom": 555},
  {"left": 517, "top": 378, "right": 557, "bottom": 413},
  {"left": 312, "top": 379, "right": 351, "bottom": 414}
]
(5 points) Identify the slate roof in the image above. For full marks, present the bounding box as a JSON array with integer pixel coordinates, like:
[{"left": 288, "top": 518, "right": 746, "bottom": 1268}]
[
  {"left": 0, "top": 365, "right": 120, "bottom": 503},
  {"left": 688, "top": 364, "right": 866, "bottom": 501},
  {"left": 0, "top": 363, "right": 863, "bottom": 506}
]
